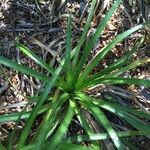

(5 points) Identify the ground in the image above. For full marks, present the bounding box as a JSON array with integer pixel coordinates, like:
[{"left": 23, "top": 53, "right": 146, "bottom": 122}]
[{"left": 0, "top": 0, "right": 150, "bottom": 149}]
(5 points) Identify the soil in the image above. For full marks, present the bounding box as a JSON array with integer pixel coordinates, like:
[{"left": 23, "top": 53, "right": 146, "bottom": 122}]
[{"left": 0, "top": 0, "right": 150, "bottom": 149}]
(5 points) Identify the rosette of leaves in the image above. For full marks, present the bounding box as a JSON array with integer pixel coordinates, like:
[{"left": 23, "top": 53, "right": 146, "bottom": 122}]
[{"left": 0, "top": 0, "right": 150, "bottom": 149}]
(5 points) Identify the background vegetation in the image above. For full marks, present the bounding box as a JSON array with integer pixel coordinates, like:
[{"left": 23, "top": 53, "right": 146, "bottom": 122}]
[{"left": 0, "top": 0, "right": 150, "bottom": 149}]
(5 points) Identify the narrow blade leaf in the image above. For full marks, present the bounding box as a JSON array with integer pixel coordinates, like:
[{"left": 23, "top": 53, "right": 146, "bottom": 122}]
[
  {"left": 18, "top": 64, "right": 63, "bottom": 148},
  {"left": 0, "top": 56, "right": 49, "bottom": 82},
  {"left": 46, "top": 100, "right": 75, "bottom": 150},
  {"left": 81, "top": 100, "right": 125, "bottom": 149},
  {"left": 91, "top": 77, "right": 150, "bottom": 88},
  {"left": 80, "top": 24, "right": 143, "bottom": 79},
  {"left": 74, "top": 0, "right": 122, "bottom": 81},
  {"left": 72, "top": 0, "right": 97, "bottom": 66},
  {"left": 16, "top": 43, "right": 54, "bottom": 73}
]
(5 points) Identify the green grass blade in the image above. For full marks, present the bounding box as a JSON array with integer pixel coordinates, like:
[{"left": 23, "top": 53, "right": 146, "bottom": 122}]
[
  {"left": 46, "top": 100, "right": 75, "bottom": 150},
  {"left": 107, "top": 58, "right": 150, "bottom": 77},
  {"left": 18, "top": 64, "right": 63, "bottom": 149},
  {"left": 8, "top": 100, "right": 34, "bottom": 150},
  {"left": 92, "top": 37, "right": 144, "bottom": 80},
  {"left": 99, "top": 102, "right": 150, "bottom": 121},
  {"left": 90, "top": 77, "right": 150, "bottom": 88},
  {"left": 76, "top": 37, "right": 144, "bottom": 90},
  {"left": 34, "top": 94, "right": 69, "bottom": 150},
  {"left": 0, "top": 103, "right": 50, "bottom": 123},
  {"left": 22, "top": 128, "right": 150, "bottom": 150},
  {"left": 64, "top": 15, "right": 72, "bottom": 75},
  {"left": 63, "top": 15, "right": 74, "bottom": 91},
  {"left": 80, "top": 24, "right": 143, "bottom": 80},
  {"left": 16, "top": 43, "right": 54, "bottom": 73},
  {"left": 0, "top": 143, "right": 7, "bottom": 150},
  {"left": 75, "top": 108, "right": 100, "bottom": 150},
  {"left": 0, "top": 56, "right": 49, "bottom": 82},
  {"left": 121, "top": 139, "right": 138, "bottom": 150},
  {"left": 81, "top": 94, "right": 150, "bottom": 132},
  {"left": 0, "top": 111, "right": 30, "bottom": 123},
  {"left": 100, "top": 104, "right": 150, "bottom": 132},
  {"left": 82, "top": 101, "right": 125, "bottom": 149},
  {"left": 74, "top": 0, "right": 122, "bottom": 81},
  {"left": 75, "top": 108, "right": 93, "bottom": 135},
  {"left": 58, "top": 143, "right": 95, "bottom": 150},
  {"left": 122, "top": 114, "right": 150, "bottom": 132},
  {"left": 77, "top": 93, "right": 150, "bottom": 121},
  {"left": 77, "top": 93, "right": 150, "bottom": 146},
  {"left": 66, "top": 130, "right": 150, "bottom": 143},
  {"left": 72, "top": 0, "right": 97, "bottom": 66},
  {"left": 20, "top": 144, "right": 35, "bottom": 150}
]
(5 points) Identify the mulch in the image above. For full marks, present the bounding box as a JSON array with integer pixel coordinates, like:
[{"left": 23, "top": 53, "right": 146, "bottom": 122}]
[{"left": 0, "top": 0, "right": 150, "bottom": 148}]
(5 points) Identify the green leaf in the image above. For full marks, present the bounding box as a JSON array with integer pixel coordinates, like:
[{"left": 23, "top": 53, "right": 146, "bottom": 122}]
[
  {"left": 77, "top": 93, "right": 150, "bottom": 121},
  {"left": 81, "top": 100, "right": 125, "bottom": 149},
  {"left": 75, "top": 107, "right": 100, "bottom": 149},
  {"left": 121, "top": 139, "right": 138, "bottom": 150},
  {"left": 76, "top": 37, "right": 144, "bottom": 90},
  {"left": 62, "top": 15, "right": 74, "bottom": 92},
  {"left": 0, "top": 103, "right": 48, "bottom": 123},
  {"left": 46, "top": 100, "right": 75, "bottom": 150},
  {"left": 0, "top": 143, "right": 7, "bottom": 150},
  {"left": 90, "top": 77, "right": 150, "bottom": 88},
  {"left": 80, "top": 24, "right": 143, "bottom": 80},
  {"left": 100, "top": 104, "right": 150, "bottom": 132},
  {"left": 108, "top": 58, "right": 150, "bottom": 77},
  {"left": 80, "top": 94, "right": 150, "bottom": 133},
  {"left": 79, "top": 58, "right": 150, "bottom": 89},
  {"left": 75, "top": 108, "right": 93, "bottom": 135},
  {"left": 66, "top": 130, "right": 150, "bottom": 143},
  {"left": 18, "top": 64, "right": 63, "bottom": 149},
  {"left": 58, "top": 143, "right": 95, "bottom": 150},
  {"left": 0, "top": 111, "right": 30, "bottom": 123},
  {"left": 16, "top": 43, "right": 54, "bottom": 74},
  {"left": 72, "top": 0, "right": 97, "bottom": 66},
  {"left": 99, "top": 101, "right": 150, "bottom": 121},
  {"left": 122, "top": 113, "right": 150, "bottom": 132},
  {"left": 76, "top": 93, "right": 150, "bottom": 148},
  {"left": 20, "top": 144, "right": 35, "bottom": 150},
  {"left": 0, "top": 56, "right": 49, "bottom": 82},
  {"left": 74, "top": 0, "right": 122, "bottom": 83},
  {"left": 34, "top": 94, "right": 69, "bottom": 149},
  {"left": 64, "top": 14, "right": 72, "bottom": 75}
]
